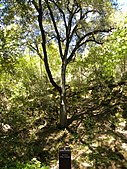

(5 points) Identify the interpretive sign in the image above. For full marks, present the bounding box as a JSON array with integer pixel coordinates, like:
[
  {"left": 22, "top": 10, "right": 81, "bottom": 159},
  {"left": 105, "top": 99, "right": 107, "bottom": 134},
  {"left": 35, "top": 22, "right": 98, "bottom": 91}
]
[{"left": 59, "top": 147, "right": 71, "bottom": 169}]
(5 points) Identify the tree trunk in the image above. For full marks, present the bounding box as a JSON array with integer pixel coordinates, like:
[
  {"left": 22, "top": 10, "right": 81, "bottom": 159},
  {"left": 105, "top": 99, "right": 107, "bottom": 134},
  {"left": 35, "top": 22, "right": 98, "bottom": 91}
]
[{"left": 60, "top": 61, "right": 67, "bottom": 128}]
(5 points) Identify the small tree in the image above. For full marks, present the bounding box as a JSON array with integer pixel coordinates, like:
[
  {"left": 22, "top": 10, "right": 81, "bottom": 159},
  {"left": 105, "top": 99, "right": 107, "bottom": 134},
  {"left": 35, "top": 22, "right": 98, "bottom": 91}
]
[
  {"left": 32, "top": 0, "right": 115, "bottom": 128},
  {"left": 1, "top": 0, "right": 116, "bottom": 128}
]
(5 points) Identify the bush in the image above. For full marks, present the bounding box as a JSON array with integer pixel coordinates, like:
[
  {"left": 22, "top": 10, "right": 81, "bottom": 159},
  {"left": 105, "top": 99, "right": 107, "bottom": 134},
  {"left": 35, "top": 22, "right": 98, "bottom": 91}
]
[{"left": 3, "top": 158, "right": 50, "bottom": 169}]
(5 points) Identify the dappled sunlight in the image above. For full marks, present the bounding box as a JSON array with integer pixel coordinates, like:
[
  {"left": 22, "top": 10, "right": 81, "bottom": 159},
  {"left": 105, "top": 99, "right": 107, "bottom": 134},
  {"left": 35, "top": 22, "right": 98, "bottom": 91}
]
[{"left": 0, "top": 0, "right": 127, "bottom": 168}]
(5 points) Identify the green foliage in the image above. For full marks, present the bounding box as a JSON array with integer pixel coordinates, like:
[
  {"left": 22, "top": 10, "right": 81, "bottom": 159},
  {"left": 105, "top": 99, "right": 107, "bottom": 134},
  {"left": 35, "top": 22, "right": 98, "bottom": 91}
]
[
  {"left": 3, "top": 158, "right": 49, "bottom": 169},
  {"left": 84, "top": 15, "right": 127, "bottom": 81},
  {"left": 0, "top": 0, "right": 127, "bottom": 168},
  {"left": 0, "top": 52, "right": 59, "bottom": 168}
]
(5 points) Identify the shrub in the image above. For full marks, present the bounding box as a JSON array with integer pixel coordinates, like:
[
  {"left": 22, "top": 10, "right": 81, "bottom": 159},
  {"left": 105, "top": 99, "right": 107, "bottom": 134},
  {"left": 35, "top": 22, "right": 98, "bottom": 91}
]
[{"left": 3, "top": 158, "right": 50, "bottom": 169}]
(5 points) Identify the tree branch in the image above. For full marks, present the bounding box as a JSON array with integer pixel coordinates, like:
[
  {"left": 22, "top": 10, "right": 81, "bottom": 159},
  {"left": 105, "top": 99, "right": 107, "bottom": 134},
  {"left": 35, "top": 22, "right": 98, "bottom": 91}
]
[
  {"left": 63, "top": 8, "right": 80, "bottom": 59},
  {"left": 32, "top": 0, "right": 39, "bottom": 13},
  {"left": 67, "top": 28, "right": 112, "bottom": 64},
  {"left": 28, "top": 42, "right": 43, "bottom": 60},
  {"left": 50, "top": 0, "right": 68, "bottom": 31},
  {"left": 33, "top": 0, "right": 61, "bottom": 93},
  {"left": 69, "top": 9, "right": 100, "bottom": 43},
  {"left": 45, "top": 0, "right": 63, "bottom": 59}
]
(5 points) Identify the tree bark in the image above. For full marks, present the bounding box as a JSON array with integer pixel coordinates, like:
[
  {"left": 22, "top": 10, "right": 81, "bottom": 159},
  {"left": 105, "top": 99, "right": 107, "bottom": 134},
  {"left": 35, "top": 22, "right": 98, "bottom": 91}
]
[{"left": 60, "top": 61, "right": 67, "bottom": 128}]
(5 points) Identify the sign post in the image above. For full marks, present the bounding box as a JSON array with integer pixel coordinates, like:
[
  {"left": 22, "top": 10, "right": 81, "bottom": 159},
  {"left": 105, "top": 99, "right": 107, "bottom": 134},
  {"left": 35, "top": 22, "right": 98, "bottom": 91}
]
[{"left": 59, "top": 147, "right": 71, "bottom": 169}]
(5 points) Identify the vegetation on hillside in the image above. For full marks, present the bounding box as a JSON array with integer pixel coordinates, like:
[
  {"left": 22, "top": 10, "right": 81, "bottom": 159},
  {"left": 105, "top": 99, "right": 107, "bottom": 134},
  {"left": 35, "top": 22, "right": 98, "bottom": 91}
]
[{"left": 0, "top": 0, "right": 127, "bottom": 168}]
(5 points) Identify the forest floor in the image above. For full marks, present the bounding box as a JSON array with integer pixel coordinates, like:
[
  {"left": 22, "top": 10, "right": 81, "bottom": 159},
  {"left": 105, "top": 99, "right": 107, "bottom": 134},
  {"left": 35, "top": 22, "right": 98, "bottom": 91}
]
[{"left": 50, "top": 121, "right": 127, "bottom": 169}]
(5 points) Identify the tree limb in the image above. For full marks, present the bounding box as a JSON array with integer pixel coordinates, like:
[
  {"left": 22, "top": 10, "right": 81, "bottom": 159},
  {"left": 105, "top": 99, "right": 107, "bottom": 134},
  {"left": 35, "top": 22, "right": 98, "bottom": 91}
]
[
  {"left": 28, "top": 43, "right": 43, "bottom": 60},
  {"left": 32, "top": 0, "right": 39, "bottom": 13},
  {"left": 32, "top": 0, "right": 61, "bottom": 93},
  {"left": 67, "top": 28, "right": 112, "bottom": 64},
  {"left": 63, "top": 8, "right": 80, "bottom": 59},
  {"left": 50, "top": 0, "right": 68, "bottom": 31},
  {"left": 45, "top": 0, "right": 63, "bottom": 59}
]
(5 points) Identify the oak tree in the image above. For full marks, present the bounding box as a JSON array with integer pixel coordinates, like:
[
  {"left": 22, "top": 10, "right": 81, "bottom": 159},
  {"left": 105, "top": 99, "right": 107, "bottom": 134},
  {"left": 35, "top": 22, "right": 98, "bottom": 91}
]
[{"left": 1, "top": 0, "right": 116, "bottom": 128}]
